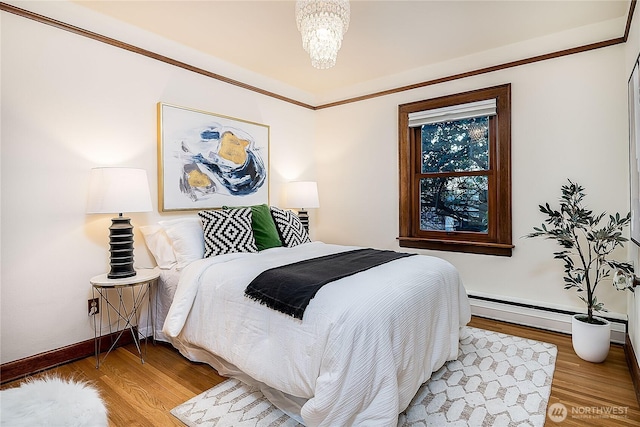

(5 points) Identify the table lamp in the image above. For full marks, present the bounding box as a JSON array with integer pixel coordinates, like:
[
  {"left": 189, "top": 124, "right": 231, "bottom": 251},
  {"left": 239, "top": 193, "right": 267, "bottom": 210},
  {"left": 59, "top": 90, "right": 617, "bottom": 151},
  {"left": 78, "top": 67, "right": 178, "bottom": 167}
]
[
  {"left": 86, "top": 167, "right": 153, "bottom": 279},
  {"left": 285, "top": 181, "right": 320, "bottom": 232}
]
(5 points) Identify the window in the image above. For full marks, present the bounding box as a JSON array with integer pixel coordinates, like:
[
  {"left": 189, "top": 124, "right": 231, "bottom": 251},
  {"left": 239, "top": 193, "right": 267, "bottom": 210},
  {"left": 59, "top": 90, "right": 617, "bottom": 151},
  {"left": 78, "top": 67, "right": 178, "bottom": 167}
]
[{"left": 398, "top": 84, "right": 513, "bottom": 256}]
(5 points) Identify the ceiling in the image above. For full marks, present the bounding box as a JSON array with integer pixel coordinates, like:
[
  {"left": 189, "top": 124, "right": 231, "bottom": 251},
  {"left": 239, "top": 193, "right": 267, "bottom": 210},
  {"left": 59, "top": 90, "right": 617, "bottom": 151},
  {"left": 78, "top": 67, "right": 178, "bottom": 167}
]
[{"left": 72, "top": 1, "right": 631, "bottom": 98}]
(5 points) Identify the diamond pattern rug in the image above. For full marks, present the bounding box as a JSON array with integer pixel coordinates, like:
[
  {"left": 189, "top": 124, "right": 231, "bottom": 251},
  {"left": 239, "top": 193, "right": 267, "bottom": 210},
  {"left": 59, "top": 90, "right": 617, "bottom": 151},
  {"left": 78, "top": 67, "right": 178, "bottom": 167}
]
[{"left": 171, "top": 327, "right": 557, "bottom": 427}]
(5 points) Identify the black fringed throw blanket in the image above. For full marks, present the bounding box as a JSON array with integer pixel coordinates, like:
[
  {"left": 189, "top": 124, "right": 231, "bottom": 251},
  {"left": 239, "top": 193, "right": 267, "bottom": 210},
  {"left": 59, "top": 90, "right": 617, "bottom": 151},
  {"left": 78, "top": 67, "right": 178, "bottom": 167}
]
[{"left": 244, "top": 249, "right": 416, "bottom": 319}]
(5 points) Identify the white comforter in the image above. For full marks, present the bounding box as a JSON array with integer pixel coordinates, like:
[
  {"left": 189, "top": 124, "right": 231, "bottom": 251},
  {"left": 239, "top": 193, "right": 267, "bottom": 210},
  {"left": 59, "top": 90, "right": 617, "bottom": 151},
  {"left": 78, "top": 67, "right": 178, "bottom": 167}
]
[{"left": 163, "top": 242, "right": 470, "bottom": 426}]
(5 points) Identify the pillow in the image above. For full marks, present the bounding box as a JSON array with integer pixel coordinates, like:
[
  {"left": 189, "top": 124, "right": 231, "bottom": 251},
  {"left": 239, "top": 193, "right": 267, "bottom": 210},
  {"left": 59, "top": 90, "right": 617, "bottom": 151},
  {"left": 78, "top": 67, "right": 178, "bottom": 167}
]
[
  {"left": 139, "top": 225, "right": 177, "bottom": 269},
  {"left": 223, "top": 204, "right": 282, "bottom": 251},
  {"left": 159, "top": 217, "right": 205, "bottom": 270},
  {"left": 198, "top": 208, "right": 258, "bottom": 257},
  {"left": 270, "top": 206, "right": 311, "bottom": 247}
]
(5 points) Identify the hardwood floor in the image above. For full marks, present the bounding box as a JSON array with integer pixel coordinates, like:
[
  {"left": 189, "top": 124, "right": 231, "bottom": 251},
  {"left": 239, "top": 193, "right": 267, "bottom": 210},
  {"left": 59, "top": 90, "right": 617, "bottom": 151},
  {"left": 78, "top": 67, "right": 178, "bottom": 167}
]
[
  {"left": 1, "top": 341, "right": 225, "bottom": 427},
  {"left": 2, "top": 316, "right": 639, "bottom": 426}
]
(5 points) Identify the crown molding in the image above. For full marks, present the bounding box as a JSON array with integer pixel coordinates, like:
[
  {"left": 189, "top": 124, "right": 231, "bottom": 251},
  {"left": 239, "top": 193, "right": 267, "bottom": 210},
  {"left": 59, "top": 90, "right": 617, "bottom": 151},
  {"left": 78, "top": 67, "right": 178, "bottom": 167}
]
[{"left": 0, "top": 1, "right": 636, "bottom": 110}]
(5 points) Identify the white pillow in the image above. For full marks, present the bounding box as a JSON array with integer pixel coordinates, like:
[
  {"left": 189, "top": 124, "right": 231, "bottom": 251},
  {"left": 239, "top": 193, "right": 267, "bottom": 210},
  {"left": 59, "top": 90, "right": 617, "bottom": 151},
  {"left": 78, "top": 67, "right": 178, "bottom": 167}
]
[
  {"left": 159, "top": 217, "right": 205, "bottom": 270},
  {"left": 139, "top": 225, "right": 177, "bottom": 270}
]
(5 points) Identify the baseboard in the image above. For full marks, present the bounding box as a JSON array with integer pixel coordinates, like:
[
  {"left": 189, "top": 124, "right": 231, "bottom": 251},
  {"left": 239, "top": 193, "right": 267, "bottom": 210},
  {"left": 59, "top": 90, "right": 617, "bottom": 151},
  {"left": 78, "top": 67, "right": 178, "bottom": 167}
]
[
  {"left": 0, "top": 330, "right": 137, "bottom": 385},
  {"left": 468, "top": 292, "right": 627, "bottom": 344},
  {"left": 625, "top": 334, "right": 640, "bottom": 406}
]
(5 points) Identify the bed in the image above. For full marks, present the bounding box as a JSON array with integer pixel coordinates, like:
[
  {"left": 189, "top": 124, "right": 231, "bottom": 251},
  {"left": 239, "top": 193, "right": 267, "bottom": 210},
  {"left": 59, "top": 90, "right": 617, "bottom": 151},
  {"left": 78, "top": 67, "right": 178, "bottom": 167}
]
[{"left": 142, "top": 205, "right": 471, "bottom": 426}]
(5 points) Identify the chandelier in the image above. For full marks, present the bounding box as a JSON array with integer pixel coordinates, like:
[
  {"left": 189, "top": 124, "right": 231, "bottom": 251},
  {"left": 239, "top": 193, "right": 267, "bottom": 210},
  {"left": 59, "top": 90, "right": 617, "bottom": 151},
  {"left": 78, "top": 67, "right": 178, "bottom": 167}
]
[{"left": 295, "top": 0, "right": 350, "bottom": 69}]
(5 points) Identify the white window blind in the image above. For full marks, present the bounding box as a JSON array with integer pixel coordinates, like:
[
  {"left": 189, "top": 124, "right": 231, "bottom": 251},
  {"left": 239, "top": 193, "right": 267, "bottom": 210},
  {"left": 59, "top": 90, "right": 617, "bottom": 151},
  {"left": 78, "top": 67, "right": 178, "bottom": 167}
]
[{"left": 408, "top": 99, "right": 497, "bottom": 127}]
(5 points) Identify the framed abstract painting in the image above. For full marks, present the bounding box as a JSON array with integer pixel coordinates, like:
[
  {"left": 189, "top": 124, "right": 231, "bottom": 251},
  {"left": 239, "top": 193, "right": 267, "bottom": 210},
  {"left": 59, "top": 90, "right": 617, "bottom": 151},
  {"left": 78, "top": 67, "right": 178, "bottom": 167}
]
[
  {"left": 629, "top": 59, "right": 640, "bottom": 246},
  {"left": 157, "top": 103, "right": 270, "bottom": 211}
]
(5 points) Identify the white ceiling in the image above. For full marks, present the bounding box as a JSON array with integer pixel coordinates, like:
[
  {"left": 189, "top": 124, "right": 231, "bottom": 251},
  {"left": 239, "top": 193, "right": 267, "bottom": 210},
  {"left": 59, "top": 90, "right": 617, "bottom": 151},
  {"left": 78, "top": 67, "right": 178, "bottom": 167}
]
[{"left": 72, "top": 1, "right": 631, "bottom": 97}]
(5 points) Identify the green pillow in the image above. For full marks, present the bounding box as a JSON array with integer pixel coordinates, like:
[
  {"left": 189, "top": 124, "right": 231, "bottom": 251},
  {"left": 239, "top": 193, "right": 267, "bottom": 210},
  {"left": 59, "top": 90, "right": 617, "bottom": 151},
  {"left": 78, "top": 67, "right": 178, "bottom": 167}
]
[{"left": 223, "top": 204, "right": 282, "bottom": 251}]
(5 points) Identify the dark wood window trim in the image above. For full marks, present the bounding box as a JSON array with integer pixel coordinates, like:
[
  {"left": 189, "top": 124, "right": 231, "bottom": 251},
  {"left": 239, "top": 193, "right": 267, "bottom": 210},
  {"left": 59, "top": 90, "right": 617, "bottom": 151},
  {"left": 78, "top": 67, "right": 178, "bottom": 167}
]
[{"left": 398, "top": 84, "right": 513, "bottom": 256}]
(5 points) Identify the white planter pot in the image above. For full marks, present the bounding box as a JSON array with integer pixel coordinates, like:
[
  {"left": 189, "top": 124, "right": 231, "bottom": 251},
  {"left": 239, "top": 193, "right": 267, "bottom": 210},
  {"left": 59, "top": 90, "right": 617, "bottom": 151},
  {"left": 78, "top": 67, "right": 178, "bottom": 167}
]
[{"left": 571, "top": 314, "right": 611, "bottom": 363}]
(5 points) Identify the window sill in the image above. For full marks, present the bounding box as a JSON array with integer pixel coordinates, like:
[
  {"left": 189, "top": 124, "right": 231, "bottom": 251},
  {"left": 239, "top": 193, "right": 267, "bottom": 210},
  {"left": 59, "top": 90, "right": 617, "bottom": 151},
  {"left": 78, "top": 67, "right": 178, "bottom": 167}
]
[{"left": 398, "top": 237, "right": 513, "bottom": 257}]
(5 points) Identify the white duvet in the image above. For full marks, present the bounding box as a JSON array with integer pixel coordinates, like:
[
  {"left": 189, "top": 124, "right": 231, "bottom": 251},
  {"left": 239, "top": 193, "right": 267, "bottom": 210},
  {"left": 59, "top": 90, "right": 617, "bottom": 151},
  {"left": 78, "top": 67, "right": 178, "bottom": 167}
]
[{"left": 163, "top": 242, "right": 471, "bottom": 426}]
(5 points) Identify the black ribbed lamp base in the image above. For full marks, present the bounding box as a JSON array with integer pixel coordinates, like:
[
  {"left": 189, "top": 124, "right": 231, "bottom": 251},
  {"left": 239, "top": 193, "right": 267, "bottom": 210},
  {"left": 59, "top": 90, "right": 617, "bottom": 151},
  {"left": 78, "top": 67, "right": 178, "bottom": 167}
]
[
  {"left": 297, "top": 209, "right": 309, "bottom": 233},
  {"left": 108, "top": 216, "right": 136, "bottom": 279}
]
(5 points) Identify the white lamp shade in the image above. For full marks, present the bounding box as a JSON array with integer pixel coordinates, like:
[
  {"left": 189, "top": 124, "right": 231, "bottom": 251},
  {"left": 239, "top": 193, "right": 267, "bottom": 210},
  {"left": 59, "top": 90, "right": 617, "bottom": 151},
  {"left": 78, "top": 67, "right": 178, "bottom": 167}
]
[
  {"left": 86, "top": 167, "right": 153, "bottom": 214},
  {"left": 286, "top": 181, "right": 320, "bottom": 209}
]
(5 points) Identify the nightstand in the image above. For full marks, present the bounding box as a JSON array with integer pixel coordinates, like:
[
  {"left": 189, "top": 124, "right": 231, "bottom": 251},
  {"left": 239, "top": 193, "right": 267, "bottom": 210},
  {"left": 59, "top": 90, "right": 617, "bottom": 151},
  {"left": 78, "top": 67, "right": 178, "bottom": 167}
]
[{"left": 90, "top": 268, "right": 160, "bottom": 368}]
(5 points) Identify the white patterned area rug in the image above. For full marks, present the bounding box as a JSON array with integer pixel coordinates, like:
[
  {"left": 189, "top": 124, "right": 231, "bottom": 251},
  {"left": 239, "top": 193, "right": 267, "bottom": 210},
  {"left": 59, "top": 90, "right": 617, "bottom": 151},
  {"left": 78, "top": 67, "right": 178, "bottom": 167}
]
[{"left": 171, "top": 326, "right": 557, "bottom": 427}]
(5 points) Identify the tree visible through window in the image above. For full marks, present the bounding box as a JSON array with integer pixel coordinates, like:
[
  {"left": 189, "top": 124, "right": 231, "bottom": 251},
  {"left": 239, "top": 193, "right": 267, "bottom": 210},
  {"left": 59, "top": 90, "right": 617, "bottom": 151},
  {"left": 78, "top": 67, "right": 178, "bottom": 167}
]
[
  {"left": 398, "top": 85, "right": 513, "bottom": 256},
  {"left": 421, "top": 117, "right": 489, "bottom": 232}
]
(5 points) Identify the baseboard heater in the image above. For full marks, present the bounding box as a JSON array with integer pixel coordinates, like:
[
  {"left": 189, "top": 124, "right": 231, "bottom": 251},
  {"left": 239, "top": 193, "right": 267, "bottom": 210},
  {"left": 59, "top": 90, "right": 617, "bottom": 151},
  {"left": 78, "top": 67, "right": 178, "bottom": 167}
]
[{"left": 468, "top": 291, "right": 627, "bottom": 344}]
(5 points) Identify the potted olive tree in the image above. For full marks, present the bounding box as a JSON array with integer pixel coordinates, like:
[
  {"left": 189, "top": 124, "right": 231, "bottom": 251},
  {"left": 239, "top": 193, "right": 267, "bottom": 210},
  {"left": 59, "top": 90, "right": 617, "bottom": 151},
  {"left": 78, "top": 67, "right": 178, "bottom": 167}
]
[{"left": 527, "top": 180, "right": 634, "bottom": 362}]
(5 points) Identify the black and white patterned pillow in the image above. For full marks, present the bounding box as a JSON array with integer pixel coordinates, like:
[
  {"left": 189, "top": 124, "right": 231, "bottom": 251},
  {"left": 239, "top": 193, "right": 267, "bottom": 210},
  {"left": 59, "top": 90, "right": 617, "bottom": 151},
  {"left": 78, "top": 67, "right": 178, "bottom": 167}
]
[
  {"left": 270, "top": 206, "right": 311, "bottom": 247},
  {"left": 198, "top": 208, "right": 257, "bottom": 257}
]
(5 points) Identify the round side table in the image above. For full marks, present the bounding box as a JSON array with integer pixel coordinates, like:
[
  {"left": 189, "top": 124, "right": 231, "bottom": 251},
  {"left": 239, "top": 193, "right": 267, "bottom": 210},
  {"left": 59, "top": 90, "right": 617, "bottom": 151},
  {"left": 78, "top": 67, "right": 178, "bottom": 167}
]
[{"left": 90, "top": 268, "right": 160, "bottom": 368}]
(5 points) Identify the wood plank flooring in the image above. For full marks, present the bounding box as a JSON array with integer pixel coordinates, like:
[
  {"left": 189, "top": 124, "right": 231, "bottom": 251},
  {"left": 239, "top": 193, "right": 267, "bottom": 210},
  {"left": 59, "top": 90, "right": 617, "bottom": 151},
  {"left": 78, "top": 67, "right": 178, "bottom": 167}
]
[{"left": 2, "top": 316, "right": 639, "bottom": 426}]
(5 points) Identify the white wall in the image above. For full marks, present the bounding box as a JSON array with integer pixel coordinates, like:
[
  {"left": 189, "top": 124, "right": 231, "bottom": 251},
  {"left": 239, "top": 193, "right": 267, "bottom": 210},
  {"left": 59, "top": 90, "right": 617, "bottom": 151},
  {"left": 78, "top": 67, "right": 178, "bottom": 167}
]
[
  {"left": 315, "top": 40, "right": 631, "bottom": 317},
  {"left": 1, "top": 1, "right": 636, "bottom": 366},
  {"left": 0, "top": 4, "right": 315, "bottom": 364}
]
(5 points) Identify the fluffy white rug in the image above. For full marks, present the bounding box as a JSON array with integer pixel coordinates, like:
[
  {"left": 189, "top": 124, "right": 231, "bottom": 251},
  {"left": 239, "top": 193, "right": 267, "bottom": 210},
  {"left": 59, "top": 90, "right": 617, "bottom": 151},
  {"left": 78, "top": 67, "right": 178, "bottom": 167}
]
[
  {"left": 172, "top": 327, "right": 557, "bottom": 427},
  {"left": 0, "top": 376, "right": 108, "bottom": 427}
]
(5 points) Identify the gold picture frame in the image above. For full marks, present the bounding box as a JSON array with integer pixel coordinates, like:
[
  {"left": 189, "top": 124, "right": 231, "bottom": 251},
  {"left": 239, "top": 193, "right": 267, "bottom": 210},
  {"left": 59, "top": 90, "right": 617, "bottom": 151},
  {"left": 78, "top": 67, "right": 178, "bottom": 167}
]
[{"left": 157, "top": 103, "right": 270, "bottom": 211}]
